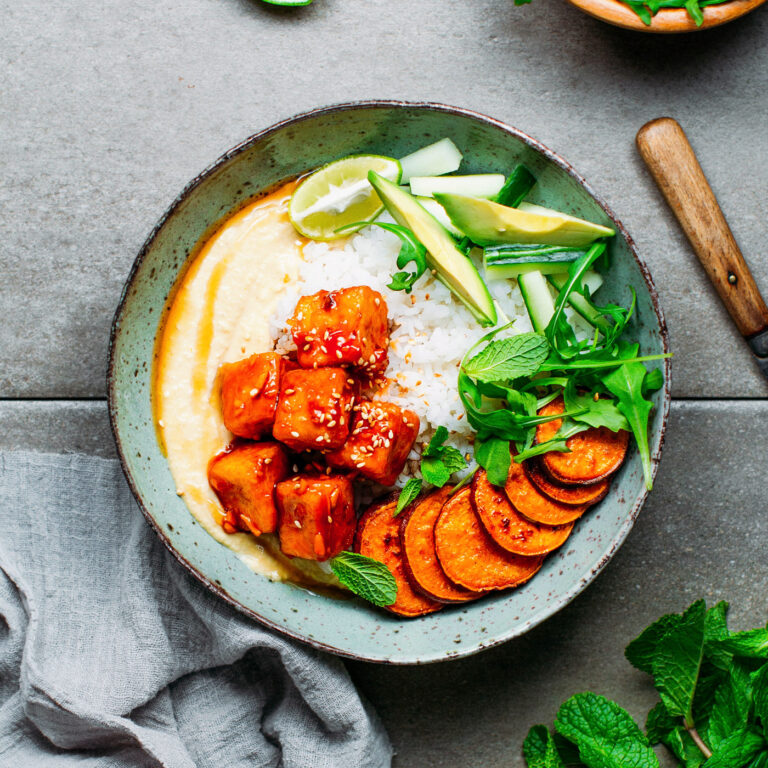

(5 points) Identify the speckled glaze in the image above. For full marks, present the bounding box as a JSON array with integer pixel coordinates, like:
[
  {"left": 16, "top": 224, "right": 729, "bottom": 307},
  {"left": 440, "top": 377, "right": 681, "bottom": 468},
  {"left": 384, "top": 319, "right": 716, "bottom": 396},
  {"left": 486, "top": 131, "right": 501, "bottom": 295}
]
[{"left": 108, "top": 101, "right": 670, "bottom": 664}]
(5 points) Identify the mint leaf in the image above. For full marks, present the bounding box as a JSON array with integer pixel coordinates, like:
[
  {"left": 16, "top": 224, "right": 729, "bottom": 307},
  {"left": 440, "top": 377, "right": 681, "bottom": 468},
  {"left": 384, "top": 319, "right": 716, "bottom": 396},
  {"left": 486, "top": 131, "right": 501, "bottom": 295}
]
[
  {"left": 423, "top": 426, "right": 449, "bottom": 457},
  {"left": 705, "top": 601, "right": 733, "bottom": 671},
  {"left": 706, "top": 661, "right": 752, "bottom": 750},
  {"left": 523, "top": 725, "right": 567, "bottom": 768},
  {"left": 421, "top": 456, "right": 451, "bottom": 487},
  {"left": 330, "top": 551, "right": 397, "bottom": 607},
  {"left": 704, "top": 727, "right": 765, "bottom": 768},
  {"left": 464, "top": 332, "right": 549, "bottom": 382},
  {"left": 662, "top": 727, "right": 708, "bottom": 768},
  {"left": 652, "top": 600, "right": 706, "bottom": 726},
  {"left": 748, "top": 753, "right": 768, "bottom": 768},
  {"left": 717, "top": 629, "right": 768, "bottom": 659},
  {"left": 394, "top": 478, "right": 422, "bottom": 517},
  {"left": 752, "top": 664, "right": 768, "bottom": 739},
  {"left": 646, "top": 701, "right": 677, "bottom": 745},
  {"left": 626, "top": 612, "right": 683, "bottom": 675},
  {"left": 440, "top": 446, "right": 468, "bottom": 474},
  {"left": 475, "top": 436, "right": 511, "bottom": 486},
  {"left": 554, "top": 692, "right": 660, "bottom": 768},
  {"left": 602, "top": 361, "right": 655, "bottom": 490}
]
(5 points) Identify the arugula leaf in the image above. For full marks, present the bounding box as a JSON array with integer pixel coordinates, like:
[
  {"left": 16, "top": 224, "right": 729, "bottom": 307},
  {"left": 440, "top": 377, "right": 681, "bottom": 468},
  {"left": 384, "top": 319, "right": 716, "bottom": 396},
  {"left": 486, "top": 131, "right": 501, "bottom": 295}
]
[
  {"left": 602, "top": 361, "right": 655, "bottom": 490},
  {"left": 652, "top": 600, "right": 707, "bottom": 727},
  {"left": 563, "top": 382, "right": 629, "bottom": 432},
  {"left": 643, "top": 368, "right": 665, "bottom": 396},
  {"left": 463, "top": 332, "right": 550, "bottom": 383},
  {"left": 554, "top": 692, "right": 660, "bottom": 768},
  {"left": 475, "top": 436, "right": 511, "bottom": 486},
  {"left": 704, "top": 728, "right": 765, "bottom": 768},
  {"left": 394, "top": 478, "right": 422, "bottom": 517},
  {"left": 513, "top": 417, "right": 589, "bottom": 463},
  {"left": 523, "top": 725, "right": 567, "bottom": 768},
  {"left": 626, "top": 612, "right": 683, "bottom": 675},
  {"left": 330, "top": 551, "right": 397, "bottom": 607}
]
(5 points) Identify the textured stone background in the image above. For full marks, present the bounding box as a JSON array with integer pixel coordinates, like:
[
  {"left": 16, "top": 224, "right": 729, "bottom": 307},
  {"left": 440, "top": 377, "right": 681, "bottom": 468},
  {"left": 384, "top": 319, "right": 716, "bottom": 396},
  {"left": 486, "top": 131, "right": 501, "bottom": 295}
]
[{"left": 2, "top": 0, "right": 768, "bottom": 764}]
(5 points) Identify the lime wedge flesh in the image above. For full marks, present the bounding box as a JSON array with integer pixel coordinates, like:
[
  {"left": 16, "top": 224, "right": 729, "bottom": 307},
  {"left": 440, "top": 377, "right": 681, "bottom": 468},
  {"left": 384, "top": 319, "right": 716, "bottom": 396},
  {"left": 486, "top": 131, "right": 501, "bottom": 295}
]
[{"left": 289, "top": 155, "right": 401, "bottom": 240}]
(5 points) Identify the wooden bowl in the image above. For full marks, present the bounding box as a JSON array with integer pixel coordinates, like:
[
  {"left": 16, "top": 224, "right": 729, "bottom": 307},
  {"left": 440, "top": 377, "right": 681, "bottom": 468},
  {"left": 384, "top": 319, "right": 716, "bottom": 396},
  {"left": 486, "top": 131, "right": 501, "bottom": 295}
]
[{"left": 567, "top": 0, "right": 767, "bottom": 32}]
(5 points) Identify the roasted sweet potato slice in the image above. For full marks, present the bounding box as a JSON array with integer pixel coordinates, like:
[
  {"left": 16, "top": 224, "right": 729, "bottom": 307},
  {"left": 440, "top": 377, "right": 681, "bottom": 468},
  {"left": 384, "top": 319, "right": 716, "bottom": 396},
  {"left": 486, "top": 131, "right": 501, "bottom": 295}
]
[
  {"left": 536, "top": 396, "right": 629, "bottom": 485},
  {"left": 434, "top": 487, "right": 543, "bottom": 592},
  {"left": 471, "top": 469, "right": 574, "bottom": 556},
  {"left": 505, "top": 458, "right": 588, "bottom": 526},
  {"left": 524, "top": 458, "right": 610, "bottom": 506},
  {"left": 355, "top": 496, "right": 443, "bottom": 618},
  {"left": 400, "top": 487, "right": 482, "bottom": 604}
]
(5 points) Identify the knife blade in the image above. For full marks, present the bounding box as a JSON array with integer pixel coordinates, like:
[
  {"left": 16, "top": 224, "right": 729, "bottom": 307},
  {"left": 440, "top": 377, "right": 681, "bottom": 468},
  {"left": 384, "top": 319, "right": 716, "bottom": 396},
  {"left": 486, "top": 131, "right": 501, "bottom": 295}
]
[{"left": 636, "top": 117, "right": 768, "bottom": 381}]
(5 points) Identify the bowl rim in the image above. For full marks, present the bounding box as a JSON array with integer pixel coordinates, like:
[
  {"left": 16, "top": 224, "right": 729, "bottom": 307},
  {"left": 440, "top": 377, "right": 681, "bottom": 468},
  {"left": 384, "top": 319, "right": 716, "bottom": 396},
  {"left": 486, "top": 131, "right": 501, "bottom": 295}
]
[
  {"left": 566, "top": 0, "right": 767, "bottom": 33},
  {"left": 107, "top": 99, "right": 671, "bottom": 664}
]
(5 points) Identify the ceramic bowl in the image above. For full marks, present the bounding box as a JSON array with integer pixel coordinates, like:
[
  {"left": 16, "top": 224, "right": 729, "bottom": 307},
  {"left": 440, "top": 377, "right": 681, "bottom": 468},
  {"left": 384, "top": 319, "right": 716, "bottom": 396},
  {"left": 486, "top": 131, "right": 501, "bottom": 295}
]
[
  {"left": 567, "top": 0, "right": 766, "bottom": 32},
  {"left": 108, "top": 101, "right": 670, "bottom": 664}
]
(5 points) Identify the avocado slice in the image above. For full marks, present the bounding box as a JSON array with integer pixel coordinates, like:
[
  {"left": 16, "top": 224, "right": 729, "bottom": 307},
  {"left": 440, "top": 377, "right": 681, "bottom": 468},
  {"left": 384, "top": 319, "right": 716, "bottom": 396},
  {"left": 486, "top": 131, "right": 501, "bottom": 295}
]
[
  {"left": 368, "top": 172, "right": 497, "bottom": 326},
  {"left": 433, "top": 193, "right": 615, "bottom": 248}
]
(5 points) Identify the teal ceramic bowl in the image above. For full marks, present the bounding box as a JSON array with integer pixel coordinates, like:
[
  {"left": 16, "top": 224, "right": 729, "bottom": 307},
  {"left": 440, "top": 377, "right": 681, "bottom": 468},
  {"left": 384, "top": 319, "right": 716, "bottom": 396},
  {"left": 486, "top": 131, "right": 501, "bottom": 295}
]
[{"left": 108, "top": 101, "right": 670, "bottom": 664}]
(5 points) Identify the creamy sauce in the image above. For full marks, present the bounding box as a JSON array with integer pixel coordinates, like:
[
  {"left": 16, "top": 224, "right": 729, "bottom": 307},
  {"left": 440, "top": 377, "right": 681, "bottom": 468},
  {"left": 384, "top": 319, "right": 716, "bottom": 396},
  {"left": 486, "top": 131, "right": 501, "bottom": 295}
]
[{"left": 154, "top": 182, "right": 340, "bottom": 587}]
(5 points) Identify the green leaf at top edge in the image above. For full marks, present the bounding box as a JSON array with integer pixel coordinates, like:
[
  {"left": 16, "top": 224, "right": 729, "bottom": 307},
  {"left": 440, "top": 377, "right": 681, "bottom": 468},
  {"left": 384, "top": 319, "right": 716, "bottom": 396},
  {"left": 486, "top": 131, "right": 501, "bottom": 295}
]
[
  {"left": 394, "top": 478, "right": 422, "bottom": 517},
  {"left": 330, "top": 551, "right": 397, "bottom": 607}
]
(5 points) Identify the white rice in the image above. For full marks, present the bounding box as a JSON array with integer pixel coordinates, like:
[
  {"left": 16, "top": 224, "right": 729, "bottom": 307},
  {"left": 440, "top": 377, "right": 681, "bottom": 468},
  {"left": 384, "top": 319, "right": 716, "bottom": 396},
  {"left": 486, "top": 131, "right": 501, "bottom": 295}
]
[{"left": 268, "top": 215, "right": 534, "bottom": 486}]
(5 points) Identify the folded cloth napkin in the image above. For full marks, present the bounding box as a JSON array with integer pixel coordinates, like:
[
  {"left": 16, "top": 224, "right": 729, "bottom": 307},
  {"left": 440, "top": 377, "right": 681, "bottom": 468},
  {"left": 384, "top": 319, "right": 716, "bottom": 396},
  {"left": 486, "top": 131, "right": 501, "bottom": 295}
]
[{"left": 0, "top": 452, "right": 392, "bottom": 767}]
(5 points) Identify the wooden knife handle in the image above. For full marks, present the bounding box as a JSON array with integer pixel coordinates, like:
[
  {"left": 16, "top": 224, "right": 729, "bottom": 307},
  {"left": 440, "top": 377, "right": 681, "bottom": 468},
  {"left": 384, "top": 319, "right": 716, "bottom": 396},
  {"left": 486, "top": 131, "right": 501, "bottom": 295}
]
[{"left": 637, "top": 117, "right": 768, "bottom": 340}]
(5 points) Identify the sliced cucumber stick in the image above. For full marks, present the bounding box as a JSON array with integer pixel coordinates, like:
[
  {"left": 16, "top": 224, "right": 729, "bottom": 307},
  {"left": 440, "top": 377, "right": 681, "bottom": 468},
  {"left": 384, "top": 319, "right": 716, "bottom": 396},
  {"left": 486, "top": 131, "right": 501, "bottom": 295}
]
[
  {"left": 399, "top": 138, "right": 463, "bottom": 183},
  {"left": 547, "top": 271, "right": 610, "bottom": 331},
  {"left": 518, "top": 271, "right": 555, "bottom": 332},
  {"left": 410, "top": 174, "right": 505, "bottom": 200}
]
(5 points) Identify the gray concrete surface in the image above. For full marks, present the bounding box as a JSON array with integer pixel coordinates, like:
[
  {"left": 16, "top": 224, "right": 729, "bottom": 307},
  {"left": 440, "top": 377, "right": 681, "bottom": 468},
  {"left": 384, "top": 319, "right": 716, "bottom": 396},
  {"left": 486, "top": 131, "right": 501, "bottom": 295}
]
[
  {"left": 3, "top": 1, "right": 768, "bottom": 765},
  {"left": 2, "top": 0, "right": 768, "bottom": 397},
  {"left": 2, "top": 400, "right": 766, "bottom": 767}
]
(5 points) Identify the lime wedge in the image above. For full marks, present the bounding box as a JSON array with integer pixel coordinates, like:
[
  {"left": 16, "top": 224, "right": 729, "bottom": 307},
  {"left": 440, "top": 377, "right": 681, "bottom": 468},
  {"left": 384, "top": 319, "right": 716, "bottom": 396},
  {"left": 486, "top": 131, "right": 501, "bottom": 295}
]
[{"left": 289, "top": 155, "right": 401, "bottom": 240}]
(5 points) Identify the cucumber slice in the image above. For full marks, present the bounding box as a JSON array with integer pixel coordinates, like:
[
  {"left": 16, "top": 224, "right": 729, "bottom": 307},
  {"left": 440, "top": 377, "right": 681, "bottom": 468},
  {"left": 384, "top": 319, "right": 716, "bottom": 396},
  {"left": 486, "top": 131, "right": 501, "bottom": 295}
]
[
  {"left": 410, "top": 174, "right": 506, "bottom": 200},
  {"left": 484, "top": 249, "right": 583, "bottom": 279},
  {"left": 495, "top": 166, "right": 536, "bottom": 207},
  {"left": 368, "top": 172, "right": 497, "bottom": 326},
  {"left": 547, "top": 271, "right": 610, "bottom": 332},
  {"left": 435, "top": 193, "right": 616, "bottom": 247},
  {"left": 415, "top": 197, "right": 463, "bottom": 237},
  {"left": 399, "top": 138, "right": 463, "bottom": 183},
  {"left": 518, "top": 271, "right": 555, "bottom": 332}
]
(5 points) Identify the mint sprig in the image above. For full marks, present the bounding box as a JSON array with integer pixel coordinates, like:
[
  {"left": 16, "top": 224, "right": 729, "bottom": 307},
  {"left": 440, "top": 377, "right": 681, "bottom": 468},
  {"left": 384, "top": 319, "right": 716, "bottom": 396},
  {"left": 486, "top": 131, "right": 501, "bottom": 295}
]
[
  {"left": 329, "top": 551, "right": 397, "bottom": 607},
  {"left": 420, "top": 426, "right": 467, "bottom": 487},
  {"left": 524, "top": 599, "right": 768, "bottom": 768},
  {"left": 393, "top": 477, "right": 422, "bottom": 517}
]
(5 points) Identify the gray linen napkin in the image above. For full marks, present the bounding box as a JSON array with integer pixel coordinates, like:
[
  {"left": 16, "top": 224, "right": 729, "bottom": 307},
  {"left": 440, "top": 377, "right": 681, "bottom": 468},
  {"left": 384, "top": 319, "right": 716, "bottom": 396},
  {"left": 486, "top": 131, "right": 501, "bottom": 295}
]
[{"left": 0, "top": 451, "right": 392, "bottom": 767}]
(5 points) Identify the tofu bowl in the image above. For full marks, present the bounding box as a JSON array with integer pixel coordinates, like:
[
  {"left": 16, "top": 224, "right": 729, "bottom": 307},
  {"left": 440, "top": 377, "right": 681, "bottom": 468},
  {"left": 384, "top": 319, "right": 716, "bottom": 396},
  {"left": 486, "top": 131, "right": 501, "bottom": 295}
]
[{"left": 108, "top": 101, "right": 670, "bottom": 663}]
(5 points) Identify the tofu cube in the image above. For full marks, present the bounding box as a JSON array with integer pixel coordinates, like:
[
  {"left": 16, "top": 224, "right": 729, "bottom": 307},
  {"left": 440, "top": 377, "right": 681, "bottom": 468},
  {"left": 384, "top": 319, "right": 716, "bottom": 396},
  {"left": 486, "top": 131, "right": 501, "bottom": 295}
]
[
  {"left": 288, "top": 286, "right": 389, "bottom": 376},
  {"left": 326, "top": 400, "right": 420, "bottom": 486},
  {"left": 276, "top": 474, "right": 356, "bottom": 561},
  {"left": 272, "top": 368, "right": 356, "bottom": 452},
  {"left": 220, "top": 352, "right": 296, "bottom": 439},
  {"left": 207, "top": 442, "right": 290, "bottom": 536}
]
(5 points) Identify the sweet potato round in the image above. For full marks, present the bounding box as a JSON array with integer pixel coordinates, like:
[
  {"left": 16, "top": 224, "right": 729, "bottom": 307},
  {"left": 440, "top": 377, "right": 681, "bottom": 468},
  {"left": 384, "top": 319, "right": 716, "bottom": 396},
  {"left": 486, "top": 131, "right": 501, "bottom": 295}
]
[
  {"left": 355, "top": 496, "right": 443, "bottom": 618},
  {"left": 400, "top": 487, "right": 482, "bottom": 604},
  {"left": 524, "top": 458, "right": 610, "bottom": 506},
  {"left": 434, "top": 487, "right": 543, "bottom": 592},
  {"left": 505, "top": 458, "right": 588, "bottom": 526},
  {"left": 536, "top": 396, "right": 629, "bottom": 485},
  {"left": 472, "top": 469, "right": 574, "bottom": 556}
]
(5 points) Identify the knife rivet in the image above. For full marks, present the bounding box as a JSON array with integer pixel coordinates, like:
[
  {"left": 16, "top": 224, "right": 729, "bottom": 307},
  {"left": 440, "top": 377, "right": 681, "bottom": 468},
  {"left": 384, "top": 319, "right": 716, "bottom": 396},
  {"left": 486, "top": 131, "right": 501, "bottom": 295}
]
[{"left": 728, "top": 272, "right": 738, "bottom": 285}]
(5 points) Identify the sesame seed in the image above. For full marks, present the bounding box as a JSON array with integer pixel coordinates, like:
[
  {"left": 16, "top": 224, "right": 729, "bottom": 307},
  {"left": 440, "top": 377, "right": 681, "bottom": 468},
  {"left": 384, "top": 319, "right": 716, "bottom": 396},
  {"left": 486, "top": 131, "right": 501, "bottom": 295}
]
[
  {"left": 297, "top": 312, "right": 303, "bottom": 320},
  {"left": 249, "top": 388, "right": 259, "bottom": 396},
  {"left": 294, "top": 520, "right": 302, "bottom": 528},
  {"left": 321, "top": 345, "right": 328, "bottom": 353},
  {"left": 327, "top": 515, "right": 333, "bottom": 524},
  {"left": 347, "top": 378, "right": 355, "bottom": 385},
  {"left": 291, "top": 431, "right": 300, "bottom": 438},
  {"left": 356, "top": 462, "right": 366, "bottom": 468},
  {"left": 340, "top": 417, "right": 345, "bottom": 425},
  {"left": 293, "top": 464, "right": 299, "bottom": 472},
  {"left": 158, "top": 419, "right": 165, "bottom": 427},
  {"left": 374, "top": 297, "right": 380, "bottom": 306},
  {"left": 303, "top": 344, "right": 311, "bottom": 351},
  {"left": 327, "top": 420, "right": 336, "bottom": 427},
  {"left": 264, "top": 457, "right": 272, "bottom": 464},
  {"left": 336, "top": 350, "right": 343, "bottom": 359},
  {"left": 284, "top": 388, "right": 295, "bottom": 395},
  {"left": 316, "top": 436, "right": 324, "bottom": 442}
]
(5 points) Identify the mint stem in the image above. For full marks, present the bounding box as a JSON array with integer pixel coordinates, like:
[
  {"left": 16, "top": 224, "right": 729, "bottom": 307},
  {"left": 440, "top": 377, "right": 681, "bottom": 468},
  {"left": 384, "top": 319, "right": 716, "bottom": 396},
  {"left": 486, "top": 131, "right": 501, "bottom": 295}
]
[{"left": 686, "top": 725, "right": 712, "bottom": 759}]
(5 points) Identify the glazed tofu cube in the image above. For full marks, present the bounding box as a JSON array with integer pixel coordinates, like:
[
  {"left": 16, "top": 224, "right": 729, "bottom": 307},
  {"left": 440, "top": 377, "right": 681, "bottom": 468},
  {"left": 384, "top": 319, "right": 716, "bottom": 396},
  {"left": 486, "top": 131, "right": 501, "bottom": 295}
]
[
  {"left": 220, "top": 353, "right": 296, "bottom": 439},
  {"left": 276, "top": 474, "right": 356, "bottom": 561},
  {"left": 272, "top": 368, "right": 355, "bottom": 452},
  {"left": 326, "top": 400, "right": 420, "bottom": 486},
  {"left": 208, "top": 442, "right": 290, "bottom": 536},
  {"left": 288, "top": 286, "right": 389, "bottom": 376}
]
